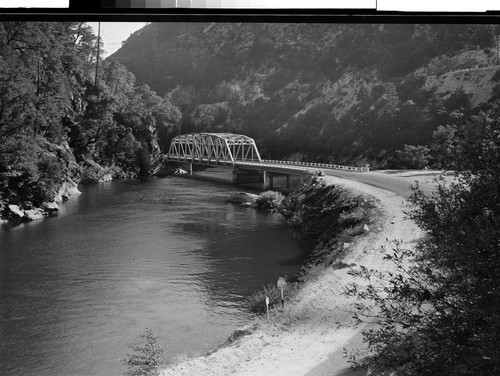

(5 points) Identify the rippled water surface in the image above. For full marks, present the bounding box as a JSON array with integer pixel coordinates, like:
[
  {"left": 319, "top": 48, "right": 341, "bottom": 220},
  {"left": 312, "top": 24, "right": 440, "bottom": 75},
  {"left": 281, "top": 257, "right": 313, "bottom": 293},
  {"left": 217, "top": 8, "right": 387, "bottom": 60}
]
[{"left": 0, "top": 177, "right": 310, "bottom": 376}]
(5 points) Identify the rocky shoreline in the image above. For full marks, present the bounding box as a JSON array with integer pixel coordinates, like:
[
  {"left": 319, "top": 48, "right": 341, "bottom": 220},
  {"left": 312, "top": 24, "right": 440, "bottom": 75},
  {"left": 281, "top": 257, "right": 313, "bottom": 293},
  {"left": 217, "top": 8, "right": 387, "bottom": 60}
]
[{"left": 0, "top": 178, "right": 81, "bottom": 225}]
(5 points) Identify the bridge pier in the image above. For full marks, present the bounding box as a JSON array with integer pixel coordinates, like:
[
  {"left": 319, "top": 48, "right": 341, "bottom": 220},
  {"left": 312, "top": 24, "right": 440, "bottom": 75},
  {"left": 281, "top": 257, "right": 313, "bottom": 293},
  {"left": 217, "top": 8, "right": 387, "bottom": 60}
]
[
  {"left": 233, "top": 168, "right": 299, "bottom": 190},
  {"left": 232, "top": 168, "right": 265, "bottom": 185},
  {"left": 265, "top": 172, "right": 294, "bottom": 189}
]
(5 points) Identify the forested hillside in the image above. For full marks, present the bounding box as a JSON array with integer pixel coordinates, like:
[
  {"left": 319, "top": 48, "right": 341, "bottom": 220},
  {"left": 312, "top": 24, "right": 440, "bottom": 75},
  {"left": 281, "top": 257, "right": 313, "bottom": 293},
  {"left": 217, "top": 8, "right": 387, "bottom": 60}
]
[
  {"left": 0, "top": 22, "right": 180, "bottom": 223},
  {"left": 112, "top": 22, "right": 500, "bottom": 168},
  {"left": 3, "top": 21, "right": 500, "bottom": 223}
]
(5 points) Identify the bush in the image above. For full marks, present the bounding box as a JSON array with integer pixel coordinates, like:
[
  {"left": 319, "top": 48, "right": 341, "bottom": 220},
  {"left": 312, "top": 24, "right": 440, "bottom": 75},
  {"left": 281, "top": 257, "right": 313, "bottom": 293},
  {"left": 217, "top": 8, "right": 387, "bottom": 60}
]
[
  {"left": 256, "top": 190, "right": 285, "bottom": 210},
  {"left": 344, "top": 116, "right": 500, "bottom": 376},
  {"left": 247, "top": 282, "right": 296, "bottom": 314},
  {"left": 338, "top": 207, "right": 367, "bottom": 227},
  {"left": 121, "top": 328, "right": 165, "bottom": 376}
]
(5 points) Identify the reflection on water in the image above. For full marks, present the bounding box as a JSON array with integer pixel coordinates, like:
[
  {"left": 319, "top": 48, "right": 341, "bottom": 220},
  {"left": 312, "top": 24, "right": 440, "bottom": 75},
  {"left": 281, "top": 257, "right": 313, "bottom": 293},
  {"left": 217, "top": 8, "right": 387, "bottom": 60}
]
[{"left": 0, "top": 177, "right": 310, "bottom": 376}]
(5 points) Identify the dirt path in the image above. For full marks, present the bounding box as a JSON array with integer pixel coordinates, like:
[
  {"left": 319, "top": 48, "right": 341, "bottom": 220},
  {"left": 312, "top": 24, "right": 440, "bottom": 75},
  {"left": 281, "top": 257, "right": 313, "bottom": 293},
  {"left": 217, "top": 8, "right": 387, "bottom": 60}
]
[{"left": 159, "top": 175, "right": 426, "bottom": 376}]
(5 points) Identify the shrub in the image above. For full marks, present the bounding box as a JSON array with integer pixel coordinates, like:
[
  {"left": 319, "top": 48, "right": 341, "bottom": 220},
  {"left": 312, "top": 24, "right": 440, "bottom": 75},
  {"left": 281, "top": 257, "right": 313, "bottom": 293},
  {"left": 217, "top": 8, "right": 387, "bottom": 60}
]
[
  {"left": 343, "top": 116, "right": 500, "bottom": 376},
  {"left": 298, "top": 262, "right": 328, "bottom": 283},
  {"left": 338, "top": 207, "right": 367, "bottom": 227},
  {"left": 247, "top": 282, "right": 296, "bottom": 314},
  {"left": 121, "top": 328, "right": 165, "bottom": 376},
  {"left": 256, "top": 190, "right": 285, "bottom": 210},
  {"left": 338, "top": 224, "right": 365, "bottom": 240}
]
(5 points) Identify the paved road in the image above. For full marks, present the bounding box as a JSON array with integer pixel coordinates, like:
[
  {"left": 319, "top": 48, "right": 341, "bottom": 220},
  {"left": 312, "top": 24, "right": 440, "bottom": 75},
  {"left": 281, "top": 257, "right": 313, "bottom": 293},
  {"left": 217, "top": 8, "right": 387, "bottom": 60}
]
[{"left": 324, "top": 169, "right": 443, "bottom": 199}]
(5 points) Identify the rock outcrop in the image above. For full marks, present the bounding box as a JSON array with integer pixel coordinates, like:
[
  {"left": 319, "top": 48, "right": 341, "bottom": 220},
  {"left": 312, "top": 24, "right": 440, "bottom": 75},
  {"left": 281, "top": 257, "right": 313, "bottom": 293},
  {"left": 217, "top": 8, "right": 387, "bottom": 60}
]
[
  {"left": 4, "top": 202, "right": 59, "bottom": 223},
  {"left": 227, "top": 192, "right": 260, "bottom": 206}
]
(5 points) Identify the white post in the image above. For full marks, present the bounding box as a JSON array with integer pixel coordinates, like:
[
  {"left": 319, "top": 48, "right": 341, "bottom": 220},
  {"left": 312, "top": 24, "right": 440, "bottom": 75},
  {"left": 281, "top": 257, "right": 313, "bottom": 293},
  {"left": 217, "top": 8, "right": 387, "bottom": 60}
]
[{"left": 265, "top": 296, "right": 269, "bottom": 321}]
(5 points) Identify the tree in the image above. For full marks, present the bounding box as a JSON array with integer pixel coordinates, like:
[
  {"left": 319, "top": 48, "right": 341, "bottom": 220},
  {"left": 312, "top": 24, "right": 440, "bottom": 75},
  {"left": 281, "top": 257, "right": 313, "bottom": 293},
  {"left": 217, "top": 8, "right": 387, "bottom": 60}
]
[
  {"left": 344, "top": 115, "right": 500, "bottom": 376},
  {"left": 431, "top": 124, "right": 459, "bottom": 169},
  {"left": 395, "top": 144, "right": 431, "bottom": 169},
  {"left": 121, "top": 328, "right": 165, "bottom": 376}
]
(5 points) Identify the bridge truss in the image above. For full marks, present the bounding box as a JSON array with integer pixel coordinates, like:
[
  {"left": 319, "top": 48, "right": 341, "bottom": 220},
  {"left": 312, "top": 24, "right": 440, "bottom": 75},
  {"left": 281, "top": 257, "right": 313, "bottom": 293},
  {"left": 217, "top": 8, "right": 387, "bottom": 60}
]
[{"left": 166, "top": 133, "right": 262, "bottom": 165}]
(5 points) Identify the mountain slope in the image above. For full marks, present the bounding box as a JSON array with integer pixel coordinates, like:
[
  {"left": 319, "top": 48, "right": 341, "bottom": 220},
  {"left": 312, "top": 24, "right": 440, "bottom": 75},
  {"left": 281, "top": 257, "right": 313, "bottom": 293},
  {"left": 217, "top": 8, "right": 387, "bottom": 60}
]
[{"left": 111, "top": 22, "right": 500, "bottom": 168}]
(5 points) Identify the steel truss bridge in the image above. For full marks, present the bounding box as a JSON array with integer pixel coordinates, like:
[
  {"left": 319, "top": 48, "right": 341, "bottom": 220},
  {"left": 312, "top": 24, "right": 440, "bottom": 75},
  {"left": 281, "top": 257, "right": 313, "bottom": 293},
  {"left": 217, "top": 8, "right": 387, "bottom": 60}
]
[{"left": 165, "top": 132, "right": 368, "bottom": 188}]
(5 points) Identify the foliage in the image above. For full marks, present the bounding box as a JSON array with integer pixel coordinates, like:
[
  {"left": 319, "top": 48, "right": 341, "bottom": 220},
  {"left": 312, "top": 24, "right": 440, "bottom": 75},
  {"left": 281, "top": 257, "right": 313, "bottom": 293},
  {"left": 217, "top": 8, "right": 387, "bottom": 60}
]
[
  {"left": 300, "top": 186, "right": 370, "bottom": 245},
  {"left": 275, "top": 103, "right": 338, "bottom": 159},
  {"left": 111, "top": 23, "right": 498, "bottom": 167},
  {"left": 255, "top": 190, "right": 285, "bottom": 210},
  {"left": 279, "top": 178, "right": 373, "bottom": 267},
  {"left": 0, "top": 21, "right": 185, "bottom": 213},
  {"left": 430, "top": 124, "right": 459, "bottom": 169},
  {"left": 121, "top": 328, "right": 165, "bottom": 376},
  {"left": 395, "top": 144, "right": 431, "bottom": 169},
  {"left": 343, "top": 115, "right": 500, "bottom": 375},
  {"left": 0, "top": 135, "right": 68, "bottom": 205},
  {"left": 246, "top": 282, "right": 296, "bottom": 314}
]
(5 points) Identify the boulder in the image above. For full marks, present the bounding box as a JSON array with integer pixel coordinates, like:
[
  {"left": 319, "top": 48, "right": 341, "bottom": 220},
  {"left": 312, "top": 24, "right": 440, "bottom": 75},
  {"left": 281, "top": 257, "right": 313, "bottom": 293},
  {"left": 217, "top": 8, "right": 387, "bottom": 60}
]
[
  {"left": 8, "top": 204, "right": 24, "bottom": 219},
  {"left": 363, "top": 224, "right": 370, "bottom": 232},
  {"left": 24, "top": 208, "right": 45, "bottom": 221},
  {"left": 42, "top": 201, "right": 59, "bottom": 214},
  {"left": 54, "top": 179, "right": 81, "bottom": 203},
  {"left": 99, "top": 173, "right": 114, "bottom": 183},
  {"left": 23, "top": 201, "right": 33, "bottom": 210},
  {"left": 225, "top": 323, "right": 259, "bottom": 344},
  {"left": 174, "top": 168, "right": 188, "bottom": 175},
  {"left": 227, "top": 192, "right": 260, "bottom": 205}
]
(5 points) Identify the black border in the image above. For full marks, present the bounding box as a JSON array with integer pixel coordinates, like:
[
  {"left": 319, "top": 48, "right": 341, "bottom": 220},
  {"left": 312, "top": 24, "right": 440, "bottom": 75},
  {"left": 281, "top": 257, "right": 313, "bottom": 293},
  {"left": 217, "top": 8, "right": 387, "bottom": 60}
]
[{"left": 0, "top": 7, "right": 498, "bottom": 23}]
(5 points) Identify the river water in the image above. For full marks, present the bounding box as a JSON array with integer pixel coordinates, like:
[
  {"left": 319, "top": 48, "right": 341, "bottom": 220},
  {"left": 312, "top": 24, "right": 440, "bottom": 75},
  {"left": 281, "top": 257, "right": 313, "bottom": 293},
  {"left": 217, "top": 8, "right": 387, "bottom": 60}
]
[{"left": 0, "top": 177, "right": 310, "bottom": 376}]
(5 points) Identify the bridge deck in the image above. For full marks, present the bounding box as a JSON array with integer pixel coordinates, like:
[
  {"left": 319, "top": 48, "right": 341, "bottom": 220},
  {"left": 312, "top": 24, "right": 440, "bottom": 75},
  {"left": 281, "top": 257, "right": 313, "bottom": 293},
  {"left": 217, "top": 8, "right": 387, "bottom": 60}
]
[{"left": 164, "top": 155, "right": 369, "bottom": 173}]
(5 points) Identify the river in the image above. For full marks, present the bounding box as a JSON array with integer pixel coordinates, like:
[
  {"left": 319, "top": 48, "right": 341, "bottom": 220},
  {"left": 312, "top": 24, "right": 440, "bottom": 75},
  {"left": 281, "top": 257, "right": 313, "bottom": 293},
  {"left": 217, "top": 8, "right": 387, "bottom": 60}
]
[{"left": 0, "top": 177, "right": 311, "bottom": 376}]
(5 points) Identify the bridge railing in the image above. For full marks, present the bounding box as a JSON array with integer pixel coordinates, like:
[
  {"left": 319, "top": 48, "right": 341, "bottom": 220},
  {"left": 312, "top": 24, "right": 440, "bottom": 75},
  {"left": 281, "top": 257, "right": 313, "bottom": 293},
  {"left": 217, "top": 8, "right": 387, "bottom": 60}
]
[
  {"left": 261, "top": 160, "right": 370, "bottom": 172},
  {"left": 165, "top": 155, "right": 369, "bottom": 172}
]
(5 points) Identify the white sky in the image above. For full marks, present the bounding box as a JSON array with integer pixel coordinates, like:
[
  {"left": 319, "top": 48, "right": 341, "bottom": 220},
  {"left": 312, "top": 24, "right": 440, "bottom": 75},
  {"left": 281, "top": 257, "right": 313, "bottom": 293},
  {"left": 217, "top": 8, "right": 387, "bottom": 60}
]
[{"left": 88, "top": 22, "right": 147, "bottom": 57}]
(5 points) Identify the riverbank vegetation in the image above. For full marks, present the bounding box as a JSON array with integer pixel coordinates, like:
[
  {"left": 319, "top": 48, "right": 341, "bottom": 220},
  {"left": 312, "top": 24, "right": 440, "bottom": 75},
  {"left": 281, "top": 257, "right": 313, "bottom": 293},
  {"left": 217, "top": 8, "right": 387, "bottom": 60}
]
[
  {"left": 247, "top": 174, "right": 376, "bottom": 314},
  {"left": 344, "top": 117, "right": 500, "bottom": 375},
  {"left": 0, "top": 22, "right": 180, "bottom": 223},
  {"left": 122, "top": 328, "right": 166, "bottom": 376}
]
